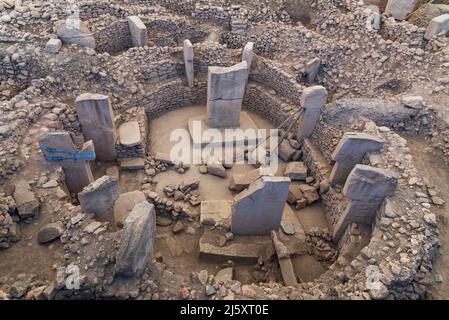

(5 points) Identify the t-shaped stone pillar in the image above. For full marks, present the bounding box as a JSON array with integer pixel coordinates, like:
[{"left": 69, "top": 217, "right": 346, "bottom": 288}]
[
  {"left": 183, "top": 39, "right": 194, "bottom": 87},
  {"left": 297, "top": 86, "right": 327, "bottom": 141},
  {"left": 207, "top": 61, "right": 248, "bottom": 128},
  {"left": 78, "top": 175, "right": 120, "bottom": 226},
  {"left": 38, "top": 131, "right": 95, "bottom": 194},
  {"left": 127, "top": 16, "right": 148, "bottom": 47},
  {"left": 332, "top": 164, "right": 397, "bottom": 242},
  {"left": 231, "top": 176, "right": 291, "bottom": 235},
  {"left": 75, "top": 93, "right": 117, "bottom": 161},
  {"left": 115, "top": 201, "right": 156, "bottom": 277},
  {"left": 329, "top": 132, "right": 384, "bottom": 186}
]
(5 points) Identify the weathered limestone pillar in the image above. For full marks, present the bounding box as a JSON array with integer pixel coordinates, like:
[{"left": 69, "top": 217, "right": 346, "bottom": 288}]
[
  {"left": 385, "top": 0, "right": 419, "bottom": 21},
  {"left": 425, "top": 14, "right": 449, "bottom": 40},
  {"left": 329, "top": 132, "right": 384, "bottom": 186},
  {"left": 78, "top": 175, "right": 120, "bottom": 225},
  {"left": 242, "top": 42, "right": 254, "bottom": 70},
  {"left": 115, "top": 201, "right": 156, "bottom": 277},
  {"left": 332, "top": 165, "right": 397, "bottom": 242},
  {"left": 183, "top": 39, "right": 194, "bottom": 87},
  {"left": 127, "top": 16, "right": 148, "bottom": 47},
  {"left": 207, "top": 61, "right": 248, "bottom": 128},
  {"left": 271, "top": 230, "right": 297, "bottom": 287},
  {"left": 297, "top": 86, "right": 328, "bottom": 141},
  {"left": 75, "top": 93, "right": 117, "bottom": 161},
  {"left": 38, "top": 131, "right": 95, "bottom": 194},
  {"left": 242, "top": 42, "right": 254, "bottom": 84},
  {"left": 231, "top": 176, "right": 290, "bottom": 235}
]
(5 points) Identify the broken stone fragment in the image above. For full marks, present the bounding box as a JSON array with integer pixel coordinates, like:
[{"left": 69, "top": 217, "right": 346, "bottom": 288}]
[
  {"left": 45, "top": 38, "right": 62, "bottom": 53},
  {"left": 114, "top": 191, "right": 146, "bottom": 228},
  {"left": 54, "top": 19, "right": 96, "bottom": 48},
  {"left": 284, "top": 162, "right": 308, "bottom": 180},
  {"left": 172, "top": 220, "right": 184, "bottom": 234},
  {"left": 278, "top": 140, "right": 297, "bottom": 162},
  {"left": 401, "top": 96, "right": 423, "bottom": 109},
  {"left": 298, "top": 184, "right": 319, "bottom": 205},
  {"left": 207, "top": 163, "right": 226, "bottom": 178},
  {"left": 13, "top": 180, "right": 39, "bottom": 219},
  {"left": 120, "top": 158, "right": 145, "bottom": 170},
  {"left": 287, "top": 185, "right": 304, "bottom": 205},
  {"left": 37, "top": 222, "right": 64, "bottom": 244},
  {"left": 214, "top": 267, "right": 234, "bottom": 284},
  {"left": 79, "top": 175, "right": 120, "bottom": 224}
]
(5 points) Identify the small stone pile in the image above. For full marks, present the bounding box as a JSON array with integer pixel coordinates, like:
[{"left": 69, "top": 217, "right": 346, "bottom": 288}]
[{"left": 0, "top": 193, "right": 18, "bottom": 250}]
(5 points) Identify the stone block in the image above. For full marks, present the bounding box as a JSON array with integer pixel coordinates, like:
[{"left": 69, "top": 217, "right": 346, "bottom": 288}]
[
  {"left": 118, "top": 121, "right": 141, "bottom": 147},
  {"left": 127, "top": 16, "right": 148, "bottom": 47},
  {"left": 207, "top": 62, "right": 248, "bottom": 128},
  {"left": 425, "top": 14, "right": 449, "bottom": 40},
  {"left": 45, "top": 38, "right": 62, "bottom": 53},
  {"left": 115, "top": 201, "right": 156, "bottom": 277},
  {"left": 329, "top": 132, "right": 384, "bottom": 186},
  {"left": 79, "top": 175, "right": 120, "bottom": 224},
  {"left": 231, "top": 176, "right": 291, "bottom": 235},
  {"left": 75, "top": 93, "right": 117, "bottom": 161},
  {"left": 385, "top": 0, "right": 419, "bottom": 20},
  {"left": 114, "top": 191, "right": 146, "bottom": 228},
  {"left": 200, "top": 200, "right": 232, "bottom": 229},
  {"left": 13, "top": 180, "right": 39, "bottom": 219},
  {"left": 284, "top": 162, "right": 308, "bottom": 180},
  {"left": 297, "top": 86, "right": 328, "bottom": 141}
]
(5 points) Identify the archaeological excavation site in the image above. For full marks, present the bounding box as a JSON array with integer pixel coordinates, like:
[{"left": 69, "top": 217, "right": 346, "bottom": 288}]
[{"left": 2, "top": 0, "right": 449, "bottom": 303}]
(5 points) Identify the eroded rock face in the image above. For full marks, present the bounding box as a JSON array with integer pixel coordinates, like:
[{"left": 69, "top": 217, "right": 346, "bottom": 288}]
[{"left": 115, "top": 201, "right": 156, "bottom": 277}]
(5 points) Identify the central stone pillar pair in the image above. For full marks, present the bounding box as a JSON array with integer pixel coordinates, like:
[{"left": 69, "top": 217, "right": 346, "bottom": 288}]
[{"left": 188, "top": 42, "right": 258, "bottom": 147}]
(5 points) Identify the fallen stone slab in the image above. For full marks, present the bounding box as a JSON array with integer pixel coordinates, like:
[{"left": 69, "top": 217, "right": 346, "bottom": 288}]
[
  {"left": 120, "top": 158, "right": 145, "bottom": 170},
  {"left": 271, "top": 231, "right": 297, "bottom": 286},
  {"left": 79, "top": 175, "right": 120, "bottom": 224},
  {"left": 199, "top": 228, "right": 271, "bottom": 262},
  {"left": 114, "top": 191, "right": 146, "bottom": 228},
  {"left": 115, "top": 201, "right": 156, "bottom": 277},
  {"left": 54, "top": 19, "right": 96, "bottom": 48},
  {"left": 118, "top": 121, "right": 141, "bottom": 147},
  {"left": 37, "top": 222, "right": 64, "bottom": 244},
  {"left": 13, "top": 180, "right": 39, "bottom": 219},
  {"left": 284, "top": 162, "right": 308, "bottom": 180}
]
